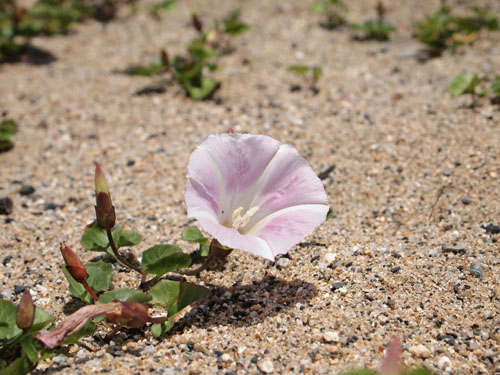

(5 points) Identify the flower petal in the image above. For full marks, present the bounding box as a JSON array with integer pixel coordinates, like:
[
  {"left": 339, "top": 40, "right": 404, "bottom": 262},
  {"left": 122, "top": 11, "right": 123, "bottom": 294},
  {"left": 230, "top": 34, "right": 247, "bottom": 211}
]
[
  {"left": 247, "top": 204, "right": 329, "bottom": 257},
  {"left": 242, "top": 143, "right": 328, "bottom": 232},
  {"left": 195, "top": 215, "right": 274, "bottom": 260},
  {"left": 186, "top": 134, "right": 281, "bottom": 225}
]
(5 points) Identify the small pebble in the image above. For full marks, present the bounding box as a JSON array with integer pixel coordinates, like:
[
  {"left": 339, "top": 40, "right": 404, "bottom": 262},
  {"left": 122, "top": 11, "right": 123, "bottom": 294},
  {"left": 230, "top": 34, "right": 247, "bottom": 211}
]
[
  {"left": 409, "top": 344, "right": 431, "bottom": 358},
  {"left": 469, "top": 265, "right": 482, "bottom": 278},
  {"left": 14, "top": 285, "right": 28, "bottom": 294},
  {"left": 221, "top": 353, "right": 231, "bottom": 361},
  {"left": 323, "top": 331, "right": 340, "bottom": 343},
  {"left": 43, "top": 202, "right": 57, "bottom": 211},
  {"left": 258, "top": 360, "right": 274, "bottom": 373},
  {"left": 52, "top": 354, "right": 67, "bottom": 365},
  {"left": 0, "top": 197, "right": 13, "bottom": 215},
  {"left": 2, "top": 255, "right": 12, "bottom": 266},
  {"left": 19, "top": 185, "right": 35, "bottom": 196},
  {"left": 276, "top": 257, "right": 290, "bottom": 267},
  {"left": 461, "top": 197, "right": 472, "bottom": 205},
  {"left": 437, "top": 356, "right": 452, "bottom": 370},
  {"left": 484, "top": 224, "right": 500, "bottom": 234},
  {"left": 323, "top": 253, "right": 336, "bottom": 265},
  {"left": 391, "top": 266, "right": 401, "bottom": 273},
  {"left": 127, "top": 160, "right": 135, "bottom": 167},
  {"left": 331, "top": 282, "right": 345, "bottom": 291}
]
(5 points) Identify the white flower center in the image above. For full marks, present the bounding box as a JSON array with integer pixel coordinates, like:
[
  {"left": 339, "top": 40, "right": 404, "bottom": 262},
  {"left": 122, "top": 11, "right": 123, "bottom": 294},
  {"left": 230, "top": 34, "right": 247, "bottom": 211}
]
[{"left": 231, "top": 206, "right": 260, "bottom": 230}]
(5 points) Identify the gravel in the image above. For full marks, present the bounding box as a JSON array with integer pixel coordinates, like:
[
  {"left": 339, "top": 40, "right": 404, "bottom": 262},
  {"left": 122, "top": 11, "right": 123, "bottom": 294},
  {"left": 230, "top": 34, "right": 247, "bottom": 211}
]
[{"left": 0, "top": 0, "right": 499, "bottom": 374}]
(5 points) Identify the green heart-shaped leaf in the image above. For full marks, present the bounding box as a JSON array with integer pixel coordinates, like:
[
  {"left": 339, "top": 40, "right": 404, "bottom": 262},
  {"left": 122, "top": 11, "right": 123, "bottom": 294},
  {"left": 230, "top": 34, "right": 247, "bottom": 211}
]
[
  {"left": 141, "top": 245, "right": 191, "bottom": 276},
  {"left": 149, "top": 280, "right": 209, "bottom": 317},
  {"left": 98, "top": 288, "right": 152, "bottom": 304}
]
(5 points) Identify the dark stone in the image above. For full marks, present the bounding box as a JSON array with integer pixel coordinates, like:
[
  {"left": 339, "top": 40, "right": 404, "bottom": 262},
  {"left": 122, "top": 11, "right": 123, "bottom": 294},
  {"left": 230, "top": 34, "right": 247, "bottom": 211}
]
[
  {"left": 2, "top": 255, "right": 12, "bottom": 266},
  {"left": 310, "top": 254, "right": 320, "bottom": 262},
  {"left": 186, "top": 341, "right": 195, "bottom": 350},
  {"left": 0, "top": 197, "right": 13, "bottom": 215},
  {"left": 127, "top": 160, "right": 135, "bottom": 167},
  {"left": 43, "top": 202, "right": 57, "bottom": 211},
  {"left": 391, "top": 266, "right": 401, "bottom": 273},
  {"left": 146, "top": 216, "right": 157, "bottom": 221},
  {"left": 469, "top": 265, "right": 483, "bottom": 278},
  {"left": 484, "top": 224, "right": 500, "bottom": 234},
  {"left": 290, "top": 84, "right": 302, "bottom": 92},
  {"left": 365, "top": 294, "right": 374, "bottom": 301},
  {"left": 250, "top": 356, "right": 258, "bottom": 364},
  {"left": 318, "top": 165, "right": 335, "bottom": 180},
  {"left": 345, "top": 261, "right": 353, "bottom": 268},
  {"left": 19, "top": 185, "right": 35, "bottom": 196},
  {"left": 461, "top": 197, "right": 472, "bottom": 205},
  {"left": 5, "top": 217, "right": 14, "bottom": 224},
  {"left": 331, "top": 282, "right": 345, "bottom": 291},
  {"left": 14, "top": 285, "right": 28, "bottom": 294}
]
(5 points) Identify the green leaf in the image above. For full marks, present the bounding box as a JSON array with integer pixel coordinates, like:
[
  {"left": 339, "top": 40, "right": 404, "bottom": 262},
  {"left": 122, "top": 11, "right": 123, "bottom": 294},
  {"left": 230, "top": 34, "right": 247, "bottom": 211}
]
[
  {"left": 288, "top": 65, "right": 310, "bottom": 76},
  {"left": 491, "top": 75, "right": 500, "bottom": 95},
  {"left": 149, "top": 280, "right": 209, "bottom": 317},
  {"left": 127, "top": 61, "right": 164, "bottom": 77},
  {"left": 403, "top": 367, "right": 435, "bottom": 375},
  {"left": 326, "top": 208, "right": 333, "bottom": 219},
  {"left": 151, "top": 317, "right": 175, "bottom": 337},
  {"left": 0, "top": 299, "right": 22, "bottom": 345},
  {"left": 223, "top": 9, "right": 250, "bottom": 35},
  {"left": 188, "top": 41, "right": 216, "bottom": 62},
  {"left": 117, "top": 228, "right": 141, "bottom": 248},
  {"left": 20, "top": 336, "right": 39, "bottom": 363},
  {"left": 200, "top": 241, "right": 210, "bottom": 257},
  {"left": 81, "top": 223, "right": 140, "bottom": 253},
  {"left": 149, "top": 0, "right": 177, "bottom": 16},
  {"left": 81, "top": 222, "right": 110, "bottom": 252},
  {"left": 0, "top": 120, "right": 17, "bottom": 141},
  {"left": 60, "top": 321, "right": 96, "bottom": 346},
  {"left": 98, "top": 288, "right": 152, "bottom": 304},
  {"left": 182, "top": 227, "right": 206, "bottom": 243},
  {"left": 0, "top": 355, "right": 35, "bottom": 375},
  {"left": 28, "top": 307, "right": 53, "bottom": 333},
  {"left": 86, "top": 261, "right": 114, "bottom": 293},
  {"left": 312, "top": 66, "right": 323, "bottom": 81},
  {"left": 62, "top": 261, "right": 113, "bottom": 303},
  {"left": 449, "top": 72, "right": 484, "bottom": 96},
  {"left": 141, "top": 245, "right": 191, "bottom": 276},
  {"left": 62, "top": 266, "right": 90, "bottom": 303},
  {"left": 340, "top": 369, "right": 378, "bottom": 375},
  {"left": 185, "top": 78, "right": 220, "bottom": 100}
]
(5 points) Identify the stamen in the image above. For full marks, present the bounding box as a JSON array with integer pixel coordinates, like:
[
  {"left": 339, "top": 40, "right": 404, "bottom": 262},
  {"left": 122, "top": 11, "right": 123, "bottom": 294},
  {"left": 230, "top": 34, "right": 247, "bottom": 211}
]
[{"left": 231, "top": 206, "right": 260, "bottom": 230}]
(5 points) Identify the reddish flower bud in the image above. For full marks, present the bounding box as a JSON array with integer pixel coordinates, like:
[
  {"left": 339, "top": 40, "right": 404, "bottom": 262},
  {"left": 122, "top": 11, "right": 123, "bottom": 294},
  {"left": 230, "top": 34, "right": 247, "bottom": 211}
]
[
  {"left": 16, "top": 289, "right": 35, "bottom": 330},
  {"left": 95, "top": 163, "right": 116, "bottom": 230},
  {"left": 60, "top": 243, "right": 89, "bottom": 283}
]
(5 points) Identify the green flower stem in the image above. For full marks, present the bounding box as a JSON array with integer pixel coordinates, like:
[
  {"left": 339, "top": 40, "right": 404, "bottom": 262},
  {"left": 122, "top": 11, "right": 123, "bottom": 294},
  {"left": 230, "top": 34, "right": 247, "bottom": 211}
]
[
  {"left": 82, "top": 281, "right": 99, "bottom": 302},
  {"left": 105, "top": 228, "right": 143, "bottom": 275}
]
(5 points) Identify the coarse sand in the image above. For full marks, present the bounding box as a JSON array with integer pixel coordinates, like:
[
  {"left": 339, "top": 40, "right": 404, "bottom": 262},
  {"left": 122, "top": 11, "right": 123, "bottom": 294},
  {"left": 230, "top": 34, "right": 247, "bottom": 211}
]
[{"left": 1, "top": 0, "right": 499, "bottom": 374}]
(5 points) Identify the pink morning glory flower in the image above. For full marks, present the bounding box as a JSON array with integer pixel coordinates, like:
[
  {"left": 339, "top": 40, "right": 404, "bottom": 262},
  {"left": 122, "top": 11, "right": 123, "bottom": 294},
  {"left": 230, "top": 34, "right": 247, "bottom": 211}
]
[{"left": 185, "top": 133, "right": 329, "bottom": 261}]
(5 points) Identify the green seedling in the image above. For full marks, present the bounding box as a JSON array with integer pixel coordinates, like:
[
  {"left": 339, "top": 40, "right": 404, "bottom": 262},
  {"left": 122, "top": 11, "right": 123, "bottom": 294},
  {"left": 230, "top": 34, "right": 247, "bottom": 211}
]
[
  {"left": 310, "top": 0, "right": 348, "bottom": 30},
  {"left": 416, "top": 5, "right": 499, "bottom": 56},
  {"left": 449, "top": 72, "right": 485, "bottom": 106},
  {"left": 351, "top": 1, "right": 395, "bottom": 41},
  {"left": 149, "top": 0, "right": 176, "bottom": 17},
  {"left": 0, "top": 119, "right": 17, "bottom": 152},
  {"left": 490, "top": 75, "right": 500, "bottom": 96},
  {"left": 288, "top": 64, "right": 322, "bottom": 94}
]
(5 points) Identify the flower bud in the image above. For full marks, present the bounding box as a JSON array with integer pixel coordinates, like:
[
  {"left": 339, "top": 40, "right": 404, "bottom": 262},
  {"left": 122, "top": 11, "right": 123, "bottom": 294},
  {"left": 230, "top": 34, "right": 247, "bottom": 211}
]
[
  {"left": 60, "top": 243, "right": 89, "bottom": 283},
  {"left": 16, "top": 289, "right": 35, "bottom": 330},
  {"left": 191, "top": 13, "right": 203, "bottom": 32},
  {"left": 95, "top": 163, "right": 116, "bottom": 230}
]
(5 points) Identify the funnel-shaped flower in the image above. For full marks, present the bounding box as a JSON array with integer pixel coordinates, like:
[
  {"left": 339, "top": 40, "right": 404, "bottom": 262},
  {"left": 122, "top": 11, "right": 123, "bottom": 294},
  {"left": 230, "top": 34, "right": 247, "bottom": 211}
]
[
  {"left": 95, "top": 162, "right": 116, "bottom": 230},
  {"left": 185, "top": 134, "right": 329, "bottom": 261},
  {"left": 16, "top": 289, "right": 35, "bottom": 330}
]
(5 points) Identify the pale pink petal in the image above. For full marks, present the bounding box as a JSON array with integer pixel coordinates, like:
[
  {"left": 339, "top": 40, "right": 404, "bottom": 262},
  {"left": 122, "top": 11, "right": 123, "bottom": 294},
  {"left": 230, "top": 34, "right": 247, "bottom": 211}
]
[
  {"left": 195, "top": 215, "right": 274, "bottom": 260},
  {"left": 247, "top": 205, "right": 328, "bottom": 257},
  {"left": 243, "top": 144, "right": 328, "bottom": 230},
  {"left": 381, "top": 336, "right": 401, "bottom": 375}
]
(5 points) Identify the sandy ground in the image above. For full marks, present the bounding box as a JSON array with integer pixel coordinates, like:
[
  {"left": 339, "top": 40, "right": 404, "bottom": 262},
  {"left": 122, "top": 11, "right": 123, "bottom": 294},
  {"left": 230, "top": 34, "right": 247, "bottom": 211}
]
[{"left": 1, "top": 0, "right": 499, "bottom": 374}]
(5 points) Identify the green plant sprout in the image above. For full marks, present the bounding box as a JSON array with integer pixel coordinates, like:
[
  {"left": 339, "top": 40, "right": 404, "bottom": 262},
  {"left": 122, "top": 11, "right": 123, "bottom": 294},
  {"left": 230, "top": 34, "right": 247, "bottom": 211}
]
[
  {"left": 310, "top": 0, "right": 348, "bottom": 30},
  {"left": 0, "top": 119, "right": 17, "bottom": 152},
  {"left": 416, "top": 5, "right": 499, "bottom": 57},
  {"left": 149, "top": 0, "right": 176, "bottom": 18},
  {"left": 491, "top": 75, "right": 500, "bottom": 96},
  {"left": 448, "top": 72, "right": 486, "bottom": 107},
  {"left": 350, "top": 1, "right": 395, "bottom": 41},
  {"left": 288, "top": 64, "right": 322, "bottom": 95},
  {"left": 0, "top": 163, "right": 210, "bottom": 374},
  {"left": 126, "top": 9, "right": 249, "bottom": 100}
]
